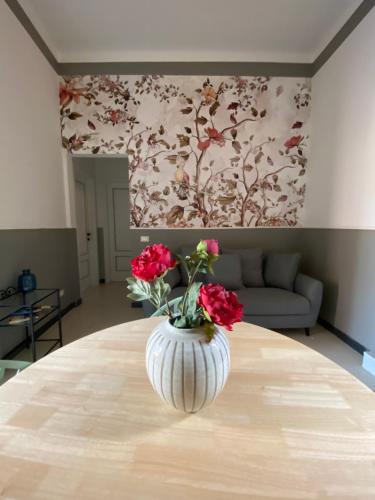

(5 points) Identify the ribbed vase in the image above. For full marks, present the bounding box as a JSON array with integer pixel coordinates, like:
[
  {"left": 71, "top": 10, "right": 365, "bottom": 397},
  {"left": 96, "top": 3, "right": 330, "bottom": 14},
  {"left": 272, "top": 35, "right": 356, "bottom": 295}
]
[{"left": 146, "top": 319, "right": 230, "bottom": 413}]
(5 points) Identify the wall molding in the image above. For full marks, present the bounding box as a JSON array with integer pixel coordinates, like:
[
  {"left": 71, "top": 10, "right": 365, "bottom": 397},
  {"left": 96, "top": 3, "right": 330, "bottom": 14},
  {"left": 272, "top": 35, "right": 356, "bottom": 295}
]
[
  {"left": 5, "top": 0, "right": 375, "bottom": 77},
  {"left": 59, "top": 61, "right": 313, "bottom": 77},
  {"left": 313, "top": 0, "right": 375, "bottom": 74},
  {"left": 4, "top": 0, "right": 59, "bottom": 73},
  {"left": 318, "top": 318, "right": 367, "bottom": 355}
]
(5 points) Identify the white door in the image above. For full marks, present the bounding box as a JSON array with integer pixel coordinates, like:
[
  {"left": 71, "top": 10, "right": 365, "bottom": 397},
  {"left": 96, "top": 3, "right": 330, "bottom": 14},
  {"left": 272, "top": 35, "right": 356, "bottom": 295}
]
[
  {"left": 75, "top": 180, "right": 91, "bottom": 292},
  {"left": 108, "top": 184, "right": 132, "bottom": 281}
]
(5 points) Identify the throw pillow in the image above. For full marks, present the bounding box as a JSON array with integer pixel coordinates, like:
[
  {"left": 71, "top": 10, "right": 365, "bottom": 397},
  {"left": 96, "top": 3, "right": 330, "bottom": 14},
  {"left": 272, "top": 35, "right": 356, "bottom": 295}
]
[
  {"left": 264, "top": 253, "right": 301, "bottom": 291},
  {"left": 223, "top": 247, "right": 264, "bottom": 287},
  {"left": 164, "top": 265, "right": 181, "bottom": 289},
  {"left": 206, "top": 254, "right": 242, "bottom": 290}
]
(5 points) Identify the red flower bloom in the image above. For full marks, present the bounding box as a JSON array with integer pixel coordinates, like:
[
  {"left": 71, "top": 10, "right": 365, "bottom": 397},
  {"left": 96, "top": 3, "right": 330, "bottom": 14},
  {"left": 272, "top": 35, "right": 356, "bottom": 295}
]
[
  {"left": 59, "top": 82, "right": 83, "bottom": 107},
  {"left": 197, "top": 128, "right": 225, "bottom": 151},
  {"left": 206, "top": 127, "right": 225, "bottom": 146},
  {"left": 284, "top": 135, "right": 303, "bottom": 149},
  {"left": 197, "top": 139, "right": 211, "bottom": 151},
  {"left": 203, "top": 239, "right": 219, "bottom": 255},
  {"left": 198, "top": 284, "right": 243, "bottom": 331},
  {"left": 131, "top": 244, "right": 176, "bottom": 282}
]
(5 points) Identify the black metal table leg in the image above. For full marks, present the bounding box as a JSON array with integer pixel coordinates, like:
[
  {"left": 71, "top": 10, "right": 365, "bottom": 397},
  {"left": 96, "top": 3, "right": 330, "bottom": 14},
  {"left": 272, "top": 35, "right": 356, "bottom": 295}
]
[
  {"left": 24, "top": 325, "right": 29, "bottom": 349},
  {"left": 57, "top": 290, "right": 63, "bottom": 347},
  {"left": 29, "top": 317, "right": 36, "bottom": 362}
]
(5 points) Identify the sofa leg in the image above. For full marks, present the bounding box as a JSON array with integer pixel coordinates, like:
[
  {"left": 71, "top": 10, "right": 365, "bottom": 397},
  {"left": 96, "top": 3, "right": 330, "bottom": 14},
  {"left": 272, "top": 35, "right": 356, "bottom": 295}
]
[{"left": 305, "top": 327, "right": 310, "bottom": 336}]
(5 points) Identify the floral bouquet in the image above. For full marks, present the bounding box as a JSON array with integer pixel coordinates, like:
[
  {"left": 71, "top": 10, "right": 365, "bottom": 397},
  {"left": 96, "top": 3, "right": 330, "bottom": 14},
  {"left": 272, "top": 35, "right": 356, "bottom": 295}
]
[{"left": 126, "top": 239, "right": 243, "bottom": 339}]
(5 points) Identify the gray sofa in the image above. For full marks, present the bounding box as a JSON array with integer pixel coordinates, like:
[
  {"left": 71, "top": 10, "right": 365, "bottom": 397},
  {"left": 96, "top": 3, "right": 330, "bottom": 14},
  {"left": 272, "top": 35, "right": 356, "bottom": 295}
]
[{"left": 143, "top": 247, "right": 323, "bottom": 335}]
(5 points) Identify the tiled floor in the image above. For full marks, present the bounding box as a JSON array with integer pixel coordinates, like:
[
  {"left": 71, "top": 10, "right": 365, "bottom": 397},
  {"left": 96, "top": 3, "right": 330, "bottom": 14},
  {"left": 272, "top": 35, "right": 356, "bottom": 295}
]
[{"left": 13, "top": 283, "right": 375, "bottom": 390}]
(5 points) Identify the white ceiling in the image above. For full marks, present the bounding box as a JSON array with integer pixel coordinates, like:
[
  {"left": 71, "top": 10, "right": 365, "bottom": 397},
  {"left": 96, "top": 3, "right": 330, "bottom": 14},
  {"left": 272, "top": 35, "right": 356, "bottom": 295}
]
[{"left": 18, "top": 0, "right": 362, "bottom": 63}]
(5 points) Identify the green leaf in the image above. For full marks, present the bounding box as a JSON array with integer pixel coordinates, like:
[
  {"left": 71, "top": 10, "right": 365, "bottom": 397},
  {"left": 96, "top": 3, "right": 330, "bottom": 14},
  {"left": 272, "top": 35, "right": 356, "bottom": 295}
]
[
  {"left": 185, "top": 282, "right": 202, "bottom": 317},
  {"left": 173, "top": 316, "right": 188, "bottom": 328},
  {"left": 207, "top": 253, "right": 219, "bottom": 274},
  {"left": 147, "top": 278, "right": 171, "bottom": 309},
  {"left": 126, "top": 277, "right": 151, "bottom": 301},
  {"left": 152, "top": 296, "right": 183, "bottom": 317}
]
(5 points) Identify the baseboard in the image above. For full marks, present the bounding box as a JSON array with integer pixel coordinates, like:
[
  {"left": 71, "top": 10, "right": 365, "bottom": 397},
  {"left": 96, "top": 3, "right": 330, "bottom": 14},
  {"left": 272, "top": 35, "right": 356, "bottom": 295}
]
[
  {"left": 4, "top": 299, "right": 82, "bottom": 360},
  {"left": 318, "top": 318, "right": 366, "bottom": 355}
]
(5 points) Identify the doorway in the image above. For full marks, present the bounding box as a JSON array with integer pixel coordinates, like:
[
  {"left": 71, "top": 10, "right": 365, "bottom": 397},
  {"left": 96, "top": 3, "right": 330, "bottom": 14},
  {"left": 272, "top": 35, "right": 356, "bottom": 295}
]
[{"left": 71, "top": 156, "right": 130, "bottom": 292}]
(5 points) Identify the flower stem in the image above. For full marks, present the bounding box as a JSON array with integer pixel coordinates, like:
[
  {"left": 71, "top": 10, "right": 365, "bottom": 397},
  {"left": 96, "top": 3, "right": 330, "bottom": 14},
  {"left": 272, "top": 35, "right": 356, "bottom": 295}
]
[
  {"left": 165, "top": 296, "right": 173, "bottom": 318},
  {"left": 181, "top": 259, "right": 202, "bottom": 316}
]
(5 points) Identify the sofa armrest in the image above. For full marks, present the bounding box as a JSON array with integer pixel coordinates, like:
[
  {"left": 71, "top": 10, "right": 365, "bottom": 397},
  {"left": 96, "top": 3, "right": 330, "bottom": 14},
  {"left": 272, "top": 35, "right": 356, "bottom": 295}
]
[{"left": 294, "top": 273, "right": 323, "bottom": 319}]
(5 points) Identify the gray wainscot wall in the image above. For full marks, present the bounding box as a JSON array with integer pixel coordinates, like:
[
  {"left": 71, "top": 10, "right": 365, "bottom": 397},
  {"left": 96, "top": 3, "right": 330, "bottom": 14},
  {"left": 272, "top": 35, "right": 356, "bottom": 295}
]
[
  {"left": 132, "top": 227, "right": 375, "bottom": 353},
  {"left": 0, "top": 228, "right": 80, "bottom": 357}
]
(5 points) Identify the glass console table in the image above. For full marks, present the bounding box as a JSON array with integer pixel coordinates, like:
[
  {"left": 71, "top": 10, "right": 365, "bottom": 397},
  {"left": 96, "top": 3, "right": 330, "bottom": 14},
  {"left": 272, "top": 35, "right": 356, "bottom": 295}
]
[{"left": 0, "top": 289, "right": 63, "bottom": 362}]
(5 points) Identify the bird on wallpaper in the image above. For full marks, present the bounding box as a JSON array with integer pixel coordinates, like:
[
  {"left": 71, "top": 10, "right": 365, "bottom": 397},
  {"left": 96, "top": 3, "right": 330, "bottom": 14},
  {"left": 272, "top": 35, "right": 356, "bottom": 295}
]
[
  {"left": 175, "top": 156, "right": 190, "bottom": 184},
  {"left": 166, "top": 205, "right": 185, "bottom": 226},
  {"left": 175, "top": 156, "right": 190, "bottom": 201}
]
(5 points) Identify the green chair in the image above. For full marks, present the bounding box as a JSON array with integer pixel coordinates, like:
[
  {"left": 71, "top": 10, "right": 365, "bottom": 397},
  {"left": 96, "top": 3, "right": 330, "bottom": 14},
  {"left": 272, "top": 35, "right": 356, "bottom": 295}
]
[{"left": 0, "top": 360, "right": 31, "bottom": 382}]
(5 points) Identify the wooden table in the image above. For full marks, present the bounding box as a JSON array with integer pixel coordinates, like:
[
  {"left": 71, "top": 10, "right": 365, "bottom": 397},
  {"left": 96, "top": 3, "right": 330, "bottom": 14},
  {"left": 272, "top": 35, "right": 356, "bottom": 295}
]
[{"left": 0, "top": 318, "right": 374, "bottom": 499}]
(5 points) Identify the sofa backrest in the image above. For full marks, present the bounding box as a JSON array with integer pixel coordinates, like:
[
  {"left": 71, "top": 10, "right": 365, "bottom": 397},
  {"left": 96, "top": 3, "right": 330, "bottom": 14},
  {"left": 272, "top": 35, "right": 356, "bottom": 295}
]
[{"left": 173, "top": 246, "right": 301, "bottom": 292}]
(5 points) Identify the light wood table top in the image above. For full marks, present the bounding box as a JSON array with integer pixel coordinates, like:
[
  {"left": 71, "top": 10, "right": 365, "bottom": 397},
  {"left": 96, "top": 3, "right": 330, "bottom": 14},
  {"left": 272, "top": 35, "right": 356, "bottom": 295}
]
[{"left": 0, "top": 318, "right": 374, "bottom": 499}]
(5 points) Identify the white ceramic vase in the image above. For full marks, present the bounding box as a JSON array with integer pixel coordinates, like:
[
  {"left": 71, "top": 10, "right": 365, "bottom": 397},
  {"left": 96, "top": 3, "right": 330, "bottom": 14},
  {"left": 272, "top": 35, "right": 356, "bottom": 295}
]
[{"left": 146, "top": 319, "right": 230, "bottom": 413}]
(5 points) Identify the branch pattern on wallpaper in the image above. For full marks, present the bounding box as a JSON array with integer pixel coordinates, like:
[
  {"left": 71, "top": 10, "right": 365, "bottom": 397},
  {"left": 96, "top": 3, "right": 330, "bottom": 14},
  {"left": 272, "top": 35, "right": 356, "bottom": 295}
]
[{"left": 60, "top": 75, "right": 311, "bottom": 228}]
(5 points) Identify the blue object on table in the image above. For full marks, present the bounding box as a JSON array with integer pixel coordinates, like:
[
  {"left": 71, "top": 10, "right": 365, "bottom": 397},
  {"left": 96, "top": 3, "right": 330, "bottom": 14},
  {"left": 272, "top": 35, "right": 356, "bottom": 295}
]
[{"left": 18, "top": 270, "right": 37, "bottom": 292}]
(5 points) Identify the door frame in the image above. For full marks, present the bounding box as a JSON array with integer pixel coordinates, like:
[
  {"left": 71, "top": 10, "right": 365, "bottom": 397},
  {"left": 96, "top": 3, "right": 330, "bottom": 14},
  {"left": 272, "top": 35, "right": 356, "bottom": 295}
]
[
  {"left": 107, "top": 183, "right": 132, "bottom": 282},
  {"left": 74, "top": 179, "right": 91, "bottom": 292},
  {"left": 70, "top": 159, "right": 100, "bottom": 293},
  {"left": 62, "top": 152, "right": 129, "bottom": 287}
]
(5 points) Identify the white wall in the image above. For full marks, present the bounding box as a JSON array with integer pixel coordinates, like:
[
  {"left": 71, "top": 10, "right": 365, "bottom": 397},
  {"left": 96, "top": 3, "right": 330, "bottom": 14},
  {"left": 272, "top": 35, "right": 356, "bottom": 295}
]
[
  {"left": 304, "top": 8, "right": 375, "bottom": 229},
  {"left": 0, "top": 1, "right": 66, "bottom": 229}
]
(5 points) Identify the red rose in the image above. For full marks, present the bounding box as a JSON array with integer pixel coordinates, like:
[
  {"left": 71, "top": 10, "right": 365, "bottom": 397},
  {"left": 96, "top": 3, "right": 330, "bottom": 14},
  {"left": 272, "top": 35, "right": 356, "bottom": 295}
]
[
  {"left": 203, "top": 239, "right": 219, "bottom": 255},
  {"left": 198, "top": 284, "right": 243, "bottom": 331},
  {"left": 131, "top": 244, "right": 176, "bottom": 282},
  {"left": 284, "top": 135, "right": 303, "bottom": 149}
]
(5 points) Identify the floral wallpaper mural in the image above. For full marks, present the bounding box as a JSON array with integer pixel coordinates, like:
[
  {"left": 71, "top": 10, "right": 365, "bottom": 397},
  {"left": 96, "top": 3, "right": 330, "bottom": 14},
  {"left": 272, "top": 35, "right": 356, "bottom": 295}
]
[{"left": 60, "top": 75, "right": 311, "bottom": 228}]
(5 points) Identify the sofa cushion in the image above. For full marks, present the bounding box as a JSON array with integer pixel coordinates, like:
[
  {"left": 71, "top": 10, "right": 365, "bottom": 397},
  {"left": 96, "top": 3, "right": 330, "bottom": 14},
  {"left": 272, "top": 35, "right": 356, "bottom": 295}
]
[
  {"left": 264, "top": 253, "right": 301, "bottom": 291},
  {"left": 237, "top": 287, "right": 310, "bottom": 316},
  {"left": 223, "top": 248, "right": 264, "bottom": 287},
  {"left": 164, "top": 265, "right": 181, "bottom": 288},
  {"left": 206, "top": 254, "right": 242, "bottom": 290}
]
